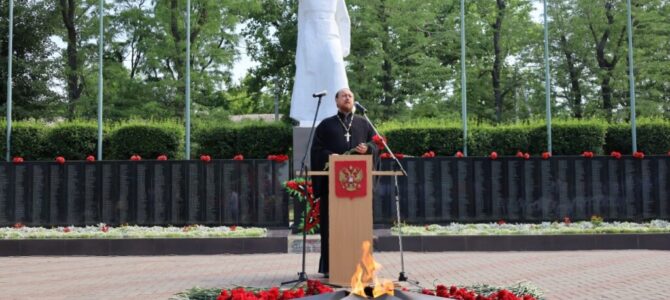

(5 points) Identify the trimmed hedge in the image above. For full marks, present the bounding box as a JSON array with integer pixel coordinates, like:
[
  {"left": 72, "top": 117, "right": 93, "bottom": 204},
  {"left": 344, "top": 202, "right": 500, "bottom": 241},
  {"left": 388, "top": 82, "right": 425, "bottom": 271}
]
[
  {"left": 0, "top": 118, "right": 667, "bottom": 160},
  {"left": 107, "top": 121, "right": 184, "bottom": 160},
  {"left": 379, "top": 119, "right": 463, "bottom": 155},
  {"left": 605, "top": 118, "right": 670, "bottom": 154},
  {"left": 0, "top": 121, "right": 48, "bottom": 160},
  {"left": 43, "top": 121, "right": 100, "bottom": 160},
  {"left": 195, "top": 121, "right": 292, "bottom": 159}
]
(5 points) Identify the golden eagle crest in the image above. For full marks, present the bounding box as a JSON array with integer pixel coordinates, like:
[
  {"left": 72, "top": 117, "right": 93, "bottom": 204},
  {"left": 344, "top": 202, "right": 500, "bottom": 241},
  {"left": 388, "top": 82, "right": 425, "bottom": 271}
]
[{"left": 338, "top": 165, "right": 364, "bottom": 192}]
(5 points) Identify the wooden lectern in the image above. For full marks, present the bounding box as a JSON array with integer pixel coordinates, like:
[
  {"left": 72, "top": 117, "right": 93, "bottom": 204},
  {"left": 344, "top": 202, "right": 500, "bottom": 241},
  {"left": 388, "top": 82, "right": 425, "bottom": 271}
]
[{"left": 308, "top": 155, "right": 403, "bottom": 286}]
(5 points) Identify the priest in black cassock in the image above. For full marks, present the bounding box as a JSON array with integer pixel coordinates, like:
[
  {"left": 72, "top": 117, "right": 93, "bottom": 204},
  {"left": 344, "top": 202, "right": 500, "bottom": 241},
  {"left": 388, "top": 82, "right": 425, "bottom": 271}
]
[{"left": 310, "top": 87, "right": 379, "bottom": 277}]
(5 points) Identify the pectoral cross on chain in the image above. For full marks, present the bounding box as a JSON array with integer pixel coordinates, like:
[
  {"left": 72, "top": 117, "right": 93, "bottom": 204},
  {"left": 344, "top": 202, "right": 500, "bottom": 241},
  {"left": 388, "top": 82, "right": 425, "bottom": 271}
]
[{"left": 344, "top": 132, "right": 351, "bottom": 142}]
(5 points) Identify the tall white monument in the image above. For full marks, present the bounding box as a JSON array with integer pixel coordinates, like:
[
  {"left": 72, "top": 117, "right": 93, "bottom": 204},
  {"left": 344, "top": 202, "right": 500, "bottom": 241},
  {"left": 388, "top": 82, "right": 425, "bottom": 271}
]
[{"left": 290, "top": 0, "right": 351, "bottom": 127}]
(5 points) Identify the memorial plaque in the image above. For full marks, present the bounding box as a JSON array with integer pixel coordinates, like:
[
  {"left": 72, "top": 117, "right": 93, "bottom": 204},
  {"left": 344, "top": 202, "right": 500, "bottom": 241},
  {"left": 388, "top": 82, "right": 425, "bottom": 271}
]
[
  {"left": 205, "top": 163, "right": 218, "bottom": 224},
  {"left": 101, "top": 164, "right": 115, "bottom": 224},
  {"left": 607, "top": 160, "right": 623, "bottom": 218},
  {"left": 171, "top": 163, "right": 185, "bottom": 224},
  {"left": 66, "top": 164, "right": 84, "bottom": 224},
  {"left": 641, "top": 160, "right": 654, "bottom": 219},
  {"left": 524, "top": 160, "right": 540, "bottom": 221},
  {"left": 623, "top": 160, "right": 637, "bottom": 219},
  {"left": 0, "top": 165, "right": 9, "bottom": 224},
  {"left": 84, "top": 164, "right": 97, "bottom": 224},
  {"left": 473, "top": 160, "right": 485, "bottom": 220},
  {"left": 222, "top": 162, "right": 237, "bottom": 224},
  {"left": 573, "top": 160, "right": 586, "bottom": 219},
  {"left": 239, "top": 162, "right": 254, "bottom": 224},
  {"left": 255, "top": 162, "right": 268, "bottom": 225},
  {"left": 14, "top": 165, "right": 26, "bottom": 223},
  {"left": 404, "top": 160, "right": 419, "bottom": 222},
  {"left": 423, "top": 160, "right": 437, "bottom": 221},
  {"left": 539, "top": 160, "right": 554, "bottom": 220},
  {"left": 457, "top": 160, "right": 469, "bottom": 221},
  {"left": 660, "top": 160, "right": 669, "bottom": 219},
  {"left": 506, "top": 160, "right": 521, "bottom": 220},
  {"left": 188, "top": 163, "right": 200, "bottom": 223},
  {"left": 153, "top": 164, "right": 168, "bottom": 224},
  {"left": 440, "top": 160, "right": 454, "bottom": 220},
  {"left": 136, "top": 163, "right": 148, "bottom": 224},
  {"left": 118, "top": 164, "right": 130, "bottom": 223},
  {"left": 31, "top": 165, "right": 46, "bottom": 224},
  {"left": 490, "top": 160, "right": 503, "bottom": 220},
  {"left": 590, "top": 159, "right": 605, "bottom": 217},
  {"left": 557, "top": 160, "right": 570, "bottom": 219},
  {"left": 50, "top": 165, "right": 66, "bottom": 224}
]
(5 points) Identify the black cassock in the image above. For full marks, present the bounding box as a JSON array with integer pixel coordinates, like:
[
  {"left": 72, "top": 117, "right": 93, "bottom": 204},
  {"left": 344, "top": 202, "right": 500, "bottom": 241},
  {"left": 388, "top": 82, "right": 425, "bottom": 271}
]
[{"left": 310, "top": 111, "right": 378, "bottom": 274}]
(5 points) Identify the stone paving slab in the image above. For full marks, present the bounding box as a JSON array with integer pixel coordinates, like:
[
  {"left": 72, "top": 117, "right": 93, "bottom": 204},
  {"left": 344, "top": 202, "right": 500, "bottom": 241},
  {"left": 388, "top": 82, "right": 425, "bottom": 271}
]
[{"left": 1, "top": 250, "right": 669, "bottom": 300}]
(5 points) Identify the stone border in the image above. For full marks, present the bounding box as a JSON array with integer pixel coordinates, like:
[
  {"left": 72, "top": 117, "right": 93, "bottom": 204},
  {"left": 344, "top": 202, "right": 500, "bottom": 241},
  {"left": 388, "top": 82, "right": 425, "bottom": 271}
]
[
  {"left": 3, "top": 233, "right": 669, "bottom": 256},
  {"left": 0, "top": 237, "right": 287, "bottom": 256},
  {"left": 374, "top": 234, "right": 670, "bottom": 251}
]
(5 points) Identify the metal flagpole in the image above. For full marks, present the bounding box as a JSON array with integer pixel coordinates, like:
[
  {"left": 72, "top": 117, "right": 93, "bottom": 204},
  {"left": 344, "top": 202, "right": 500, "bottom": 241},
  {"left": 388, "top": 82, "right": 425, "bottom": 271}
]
[
  {"left": 543, "top": 0, "right": 552, "bottom": 153},
  {"left": 460, "top": 0, "right": 467, "bottom": 156},
  {"left": 185, "top": 0, "right": 191, "bottom": 159},
  {"left": 626, "top": 0, "right": 637, "bottom": 153},
  {"left": 5, "top": 0, "right": 14, "bottom": 162},
  {"left": 97, "top": 0, "right": 104, "bottom": 160}
]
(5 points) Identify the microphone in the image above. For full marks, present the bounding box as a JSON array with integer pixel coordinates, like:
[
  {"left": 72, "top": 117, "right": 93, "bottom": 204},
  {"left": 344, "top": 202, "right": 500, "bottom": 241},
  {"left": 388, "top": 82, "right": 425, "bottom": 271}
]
[
  {"left": 312, "top": 90, "right": 327, "bottom": 98},
  {"left": 355, "top": 102, "right": 368, "bottom": 113}
]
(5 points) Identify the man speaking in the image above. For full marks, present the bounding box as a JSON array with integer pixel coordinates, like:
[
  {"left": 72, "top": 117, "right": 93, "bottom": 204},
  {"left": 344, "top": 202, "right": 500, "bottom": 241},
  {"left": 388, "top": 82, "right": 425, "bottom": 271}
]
[{"left": 310, "top": 88, "right": 379, "bottom": 277}]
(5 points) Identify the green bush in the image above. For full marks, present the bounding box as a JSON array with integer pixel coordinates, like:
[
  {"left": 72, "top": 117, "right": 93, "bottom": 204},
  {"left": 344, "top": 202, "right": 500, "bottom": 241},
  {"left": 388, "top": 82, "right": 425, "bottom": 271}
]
[
  {"left": 42, "top": 121, "right": 100, "bottom": 160},
  {"left": 107, "top": 120, "right": 184, "bottom": 160},
  {"left": 379, "top": 119, "right": 463, "bottom": 155},
  {"left": 195, "top": 121, "right": 291, "bottom": 159},
  {"left": 528, "top": 119, "right": 607, "bottom": 155},
  {"left": 605, "top": 118, "right": 670, "bottom": 154},
  {"left": 0, "top": 120, "right": 48, "bottom": 160},
  {"left": 469, "top": 124, "right": 530, "bottom": 156}
]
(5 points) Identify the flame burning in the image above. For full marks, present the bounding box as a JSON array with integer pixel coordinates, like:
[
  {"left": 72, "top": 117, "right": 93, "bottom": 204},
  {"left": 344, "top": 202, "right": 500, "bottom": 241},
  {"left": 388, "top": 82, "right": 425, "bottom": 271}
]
[{"left": 350, "top": 241, "right": 394, "bottom": 298}]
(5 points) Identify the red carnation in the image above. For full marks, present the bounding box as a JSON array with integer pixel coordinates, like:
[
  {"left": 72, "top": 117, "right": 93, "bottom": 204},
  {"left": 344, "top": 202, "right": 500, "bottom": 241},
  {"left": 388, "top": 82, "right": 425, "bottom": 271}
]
[
  {"left": 157, "top": 154, "right": 168, "bottom": 161},
  {"left": 497, "top": 219, "right": 506, "bottom": 225},
  {"left": 541, "top": 152, "right": 552, "bottom": 160},
  {"left": 610, "top": 151, "right": 622, "bottom": 159},
  {"left": 421, "top": 151, "right": 436, "bottom": 158},
  {"left": 63, "top": 226, "right": 71, "bottom": 233},
  {"left": 455, "top": 151, "right": 464, "bottom": 158},
  {"left": 667, "top": 151, "right": 670, "bottom": 156},
  {"left": 516, "top": 151, "right": 524, "bottom": 158},
  {"left": 130, "top": 154, "right": 142, "bottom": 161},
  {"left": 524, "top": 153, "right": 530, "bottom": 160},
  {"left": 582, "top": 151, "right": 594, "bottom": 158},
  {"left": 101, "top": 225, "right": 109, "bottom": 233},
  {"left": 633, "top": 151, "right": 645, "bottom": 159},
  {"left": 86, "top": 155, "right": 96, "bottom": 162},
  {"left": 372, "top": 135, "right": 386, "bottom": 150},
  {"left": 55, "top": 156, "right": 66, "bottom": 164},
  {"left": 230, "top": 225, "right": 237, "bottom": 231},
  {"left": 563, "top": 216, "right": 571, "bottom": 225},
  {"left": 286, "top": 180, "right": 299, "bottom": 191},
  {"left": 380, "top": 153, "right": 391, "bottom": 159},
  {"left": 489, "top": 151, "right": 498, "bottom": 160},
  {"left": 395, "top": 153, "right": 405, "bottom": 159},
  {"left": 233, "top": 154, "right": 244, "bottom": 160},
  {"left": 200, "top": 154, "right": 212, "bottom": 162},
  {"left": 13, "top": 222, "right": 24, "bottom": 229},
  {"left": 12, "top": 156, "right": 24, "bottom": 164}
]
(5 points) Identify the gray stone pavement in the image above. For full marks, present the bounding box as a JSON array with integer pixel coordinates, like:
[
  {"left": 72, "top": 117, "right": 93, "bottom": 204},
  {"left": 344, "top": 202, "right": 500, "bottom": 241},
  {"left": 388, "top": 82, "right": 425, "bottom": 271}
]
[{"left": 1, "top": 250, "right": 670, "bottom": 300}]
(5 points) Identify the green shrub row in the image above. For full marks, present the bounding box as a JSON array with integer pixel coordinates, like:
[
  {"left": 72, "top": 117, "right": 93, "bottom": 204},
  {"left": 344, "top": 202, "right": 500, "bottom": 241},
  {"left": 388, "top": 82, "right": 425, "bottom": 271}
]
[
  {"left": 378, "top": 118, "right": 670, "bottom": 156},
  {"left": 0, "top": 119, "right": 291, "bottom": 161},
  {"left": 1, "top": 117, "right": 667, "bottom": 160}
]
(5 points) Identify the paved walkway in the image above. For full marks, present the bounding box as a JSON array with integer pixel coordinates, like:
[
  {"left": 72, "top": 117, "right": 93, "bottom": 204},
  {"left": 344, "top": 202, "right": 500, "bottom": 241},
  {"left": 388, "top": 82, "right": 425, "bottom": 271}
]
[{"left": 1, "top": 250, "right": 669, "bottom": 300}]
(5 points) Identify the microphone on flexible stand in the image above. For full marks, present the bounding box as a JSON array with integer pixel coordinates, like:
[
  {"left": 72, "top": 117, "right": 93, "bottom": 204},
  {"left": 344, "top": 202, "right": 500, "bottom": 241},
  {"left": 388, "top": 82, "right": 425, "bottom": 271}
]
[
  {"left": 355, "top": 102, "right": 368, "bottom": 114},
  {"left": 312, "top": 90, "right": 327, "bottom": 98}
]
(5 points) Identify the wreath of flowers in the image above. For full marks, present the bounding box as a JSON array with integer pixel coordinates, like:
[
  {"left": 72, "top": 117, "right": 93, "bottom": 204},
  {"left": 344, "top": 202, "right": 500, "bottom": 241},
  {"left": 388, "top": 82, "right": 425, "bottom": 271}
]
[{"left": 284, "top": 178, "right": 319, "bottom": 233}]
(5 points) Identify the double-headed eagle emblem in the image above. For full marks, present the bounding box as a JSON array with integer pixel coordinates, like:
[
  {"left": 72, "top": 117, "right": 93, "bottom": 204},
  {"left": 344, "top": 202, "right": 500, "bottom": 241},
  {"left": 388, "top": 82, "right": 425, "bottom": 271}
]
[{"left": 338, "top": 165, "right": 363, "bottom": 192}]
